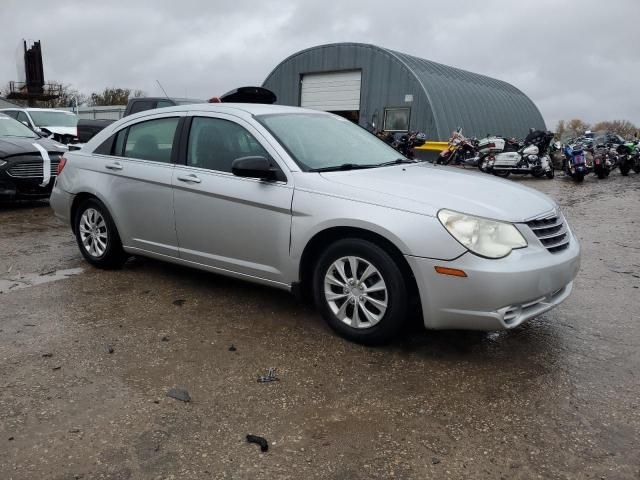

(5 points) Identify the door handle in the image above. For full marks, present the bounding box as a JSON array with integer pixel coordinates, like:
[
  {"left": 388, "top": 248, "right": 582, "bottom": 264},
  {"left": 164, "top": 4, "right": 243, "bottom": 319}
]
[
  {"left": 176, "top": 174, "right": 202, "bottom": 184},
  {"left": 105, "top": 162, "right": 123, "bottom": 171}
]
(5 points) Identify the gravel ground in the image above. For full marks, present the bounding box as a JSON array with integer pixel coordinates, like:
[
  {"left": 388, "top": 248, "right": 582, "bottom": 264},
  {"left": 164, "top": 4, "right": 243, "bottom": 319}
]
[{"left": 0, "top": 170, "right": 639, "bottom": 479}]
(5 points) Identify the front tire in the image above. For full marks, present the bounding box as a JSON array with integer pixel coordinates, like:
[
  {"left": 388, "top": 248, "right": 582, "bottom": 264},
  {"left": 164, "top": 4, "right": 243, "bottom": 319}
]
[
  {"left": 313, "top": 239, "right": 408, "bottom": 345},
  {"left": 619, "top": 158, "right": 630, "bottom": 176},
  {"left": 74, "top": 198, "right": 128, "bottom": 269}
]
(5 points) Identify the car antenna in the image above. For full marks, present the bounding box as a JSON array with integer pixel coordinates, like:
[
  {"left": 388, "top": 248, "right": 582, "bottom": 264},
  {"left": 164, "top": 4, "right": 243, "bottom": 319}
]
[{"left": 156, "top": 80, "right": 169, "bottom": 98}]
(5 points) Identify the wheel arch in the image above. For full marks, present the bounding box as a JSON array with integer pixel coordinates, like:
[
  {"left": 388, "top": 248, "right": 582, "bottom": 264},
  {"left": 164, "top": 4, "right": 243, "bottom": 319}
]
[
  {"left": 297, "top": 226, "right": 421, "bottom": 310},
  {"left": 69, "top": 191, "right": 123, "bottom": 237}
]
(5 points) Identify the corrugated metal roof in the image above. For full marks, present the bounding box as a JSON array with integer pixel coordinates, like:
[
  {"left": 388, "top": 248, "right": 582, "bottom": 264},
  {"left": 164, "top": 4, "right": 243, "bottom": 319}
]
[
  {"left": 383, "top": 47, "right": 545, "bottom": 138},
  {"left": 263, "top": 43, "right": 545, "bottom": 140}
]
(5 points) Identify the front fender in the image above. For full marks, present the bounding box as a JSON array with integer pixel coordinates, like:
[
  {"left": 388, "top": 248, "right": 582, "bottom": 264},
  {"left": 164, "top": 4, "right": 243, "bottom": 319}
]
[{"left": 288, "top": 188, "right": 467, "bottom": 281}]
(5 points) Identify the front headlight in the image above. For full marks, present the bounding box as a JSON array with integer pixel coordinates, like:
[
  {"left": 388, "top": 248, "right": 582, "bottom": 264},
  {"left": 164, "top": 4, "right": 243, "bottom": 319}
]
[
  {"left": 437, "top": 209, "right": 527, "bottom": 259},
  {"left": 0, "top": 160, "right": 6, "bottom": 167}
]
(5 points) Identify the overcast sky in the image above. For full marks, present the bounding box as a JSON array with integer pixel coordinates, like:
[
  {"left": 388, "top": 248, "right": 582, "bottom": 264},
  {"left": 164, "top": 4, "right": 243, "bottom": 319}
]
[{"left": 1, "top": 0, "right": 638, "bottom": 129}]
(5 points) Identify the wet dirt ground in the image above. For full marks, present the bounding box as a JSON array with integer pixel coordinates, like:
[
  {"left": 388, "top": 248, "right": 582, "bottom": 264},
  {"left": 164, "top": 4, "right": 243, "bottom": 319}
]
[{"left": 1, "top": 171, "right": 639, "bottom": 480}]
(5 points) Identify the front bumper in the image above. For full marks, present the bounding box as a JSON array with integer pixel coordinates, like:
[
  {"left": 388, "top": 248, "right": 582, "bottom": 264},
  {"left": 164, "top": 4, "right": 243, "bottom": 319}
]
[
  {"left": 0, "top": 173, "right": 55, "bottom": 199},
  {"left": 406, "top": 234, "right": 581, "bottom": 330},
  {"left": 0, "top": 154, "right": 61, "bottom": 200}
]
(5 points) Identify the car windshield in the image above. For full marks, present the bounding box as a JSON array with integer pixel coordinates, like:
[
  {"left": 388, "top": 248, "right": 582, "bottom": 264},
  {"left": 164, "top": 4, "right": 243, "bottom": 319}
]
[
  {"left": 257, "top": 113, "right": 406, "bottom": 171},
  {"left": 0, "top": 115, "right": 38, "bottom": 138},
  {"left": 28, "top": 111, "right": 78, "bottom": 127}
]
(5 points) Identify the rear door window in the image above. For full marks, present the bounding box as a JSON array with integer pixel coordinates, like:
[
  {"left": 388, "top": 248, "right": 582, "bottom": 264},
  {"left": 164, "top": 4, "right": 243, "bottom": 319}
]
[
  {"left": 123, "top": 117, "right": 180, "bottom": 163},
  {"left": 3, "top": 110, "right": 19, "bottom": 120}
]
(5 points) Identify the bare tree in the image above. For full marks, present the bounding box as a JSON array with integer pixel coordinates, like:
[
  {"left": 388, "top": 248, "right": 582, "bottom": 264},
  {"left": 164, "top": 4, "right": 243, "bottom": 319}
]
[
  {"left": 592, "top": 120, "right": 638, "bottom": 139},
  {"left": 555, "top": 120, "right": 566, "bottom": 140},
  {"left": 564, "top": 119, "right": 591, "bottom": 139},
  {"left": 88, "top": 87, "right": 145, "bottom": 106},
  {"left": 41, "top": 82, "right": 87, "bottom": 109}
]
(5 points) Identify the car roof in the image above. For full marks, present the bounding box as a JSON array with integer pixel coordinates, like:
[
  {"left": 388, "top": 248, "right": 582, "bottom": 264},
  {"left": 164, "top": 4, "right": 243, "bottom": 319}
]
[
  {"left": 25, "top": 108, "right": 76, "bottom": 113},
  {"left": 130, "top": 97, "right": 203, "bottom": 102},
  {"left": 0, "top": 107, "right": 75, "bottom": 113},
  {"left": 174, "top": 103, "right": 326, "bottom": 116},
  {"left": 119, "top": 103, "right": 330, "bottom": 124}
]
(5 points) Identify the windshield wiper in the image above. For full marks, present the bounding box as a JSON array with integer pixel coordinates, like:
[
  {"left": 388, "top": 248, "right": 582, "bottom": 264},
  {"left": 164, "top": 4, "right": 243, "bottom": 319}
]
[
  {"left": 375, "top": 158, "right": 418, "bottom": 167},
  {"left": 310, "top": 159, "right": 417, "bottom": 172},
  {"left": 310, "top": 163, "right": 376, "bottom": 172}
]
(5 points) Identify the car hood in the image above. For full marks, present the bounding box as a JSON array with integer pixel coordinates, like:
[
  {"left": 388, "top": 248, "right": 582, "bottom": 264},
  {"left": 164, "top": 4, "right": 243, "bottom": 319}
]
[
  {"left": 0, "top": 136, "right": 67, "bottom": 158},
  {"left": 39, "top": 126, "right": 77, "bottom": 136},
  {"left": 318, "top": 163, "right": 556, "bottom": 223}
]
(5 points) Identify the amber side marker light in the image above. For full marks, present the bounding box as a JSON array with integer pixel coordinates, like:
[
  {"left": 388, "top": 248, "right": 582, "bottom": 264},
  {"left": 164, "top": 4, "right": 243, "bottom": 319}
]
[{"left": 434, "top": 266, "right": 467, "bottom": 277}]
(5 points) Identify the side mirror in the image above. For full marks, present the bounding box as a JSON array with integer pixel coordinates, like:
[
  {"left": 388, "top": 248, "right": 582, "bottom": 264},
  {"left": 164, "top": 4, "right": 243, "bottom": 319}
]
[{"left": 231, "top": 156, "right": 279, "bottom": 181}]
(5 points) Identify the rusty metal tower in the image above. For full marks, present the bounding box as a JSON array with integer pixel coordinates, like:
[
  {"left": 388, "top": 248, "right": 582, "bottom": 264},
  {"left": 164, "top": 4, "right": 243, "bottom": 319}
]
[{"left": 6, "top": 40, "right": 61, "bottom": 106}]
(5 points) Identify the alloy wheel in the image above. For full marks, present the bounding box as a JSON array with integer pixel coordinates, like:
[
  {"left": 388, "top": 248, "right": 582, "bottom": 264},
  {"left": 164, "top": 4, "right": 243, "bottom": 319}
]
[
  {"left": 323, "top": 256, "right": 388, "bottom": 329},
  {"left": 79, "top": 208, "right": 108, "bottom": 257}
]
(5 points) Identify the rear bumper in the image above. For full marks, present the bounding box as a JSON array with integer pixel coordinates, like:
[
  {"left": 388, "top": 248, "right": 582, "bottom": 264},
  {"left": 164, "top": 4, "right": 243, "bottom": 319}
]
[
  {"left": 49, "top": 181, "right": 75, "bottom": 226},
  {"left": 406, "top": 235, "right": 581, "bottom": 330}
]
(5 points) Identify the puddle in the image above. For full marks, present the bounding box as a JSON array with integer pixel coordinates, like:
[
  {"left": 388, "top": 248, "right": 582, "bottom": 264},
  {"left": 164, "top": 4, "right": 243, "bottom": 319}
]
[{"left": 0, "top": 267, "right": 84, "bottom": 293}]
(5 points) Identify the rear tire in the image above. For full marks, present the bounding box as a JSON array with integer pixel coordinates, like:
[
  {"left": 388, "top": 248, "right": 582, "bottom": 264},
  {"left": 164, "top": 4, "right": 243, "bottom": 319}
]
[
  {"left": 74, "top": 198, "right": 128, "bottom": 269},
  {"left": 494, "top": 170, "right": 510, "bottom": 178},
  {"left": 478, "top": 158, "right": 489, "bottom": 173},
  {"left": 313, "top": 239, "right": 408, "bottom": 345},
  {"left": 546, "top": 169, "right": 554, "bottom": 179},
  {"left": 620, "top": 164, "right": 630, "bottom": 176},
  {"left": 574, "top": 173, "right": 585, "bottom": 182},
  {"left": 597, "top": 170, "right": 606, "bottom": 179}
]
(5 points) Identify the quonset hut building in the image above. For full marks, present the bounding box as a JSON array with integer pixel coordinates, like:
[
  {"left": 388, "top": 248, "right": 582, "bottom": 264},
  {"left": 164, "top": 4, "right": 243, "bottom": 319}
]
[{"left": 263, "top": 43, "right": 545, "bottom": 141}]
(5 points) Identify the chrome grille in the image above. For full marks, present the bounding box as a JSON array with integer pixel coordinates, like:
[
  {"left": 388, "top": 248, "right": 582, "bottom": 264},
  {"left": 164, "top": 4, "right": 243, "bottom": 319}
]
[
  {"left": 7, "top": 159, "right": 60, "bottom": 179},
  {"left": 526, "top": 214, "right": 570, "bottom": 253}
]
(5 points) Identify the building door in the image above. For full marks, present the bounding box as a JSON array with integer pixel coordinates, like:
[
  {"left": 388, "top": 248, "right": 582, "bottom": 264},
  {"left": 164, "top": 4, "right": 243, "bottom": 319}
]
[{"left": 300, "top": 71, "right": 362, "bottom": 123}]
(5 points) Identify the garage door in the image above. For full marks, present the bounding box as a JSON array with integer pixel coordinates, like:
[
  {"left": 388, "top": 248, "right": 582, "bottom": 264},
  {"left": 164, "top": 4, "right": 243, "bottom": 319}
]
[{"left": 300, "top": 70, "right": 362, "bottom": 111}]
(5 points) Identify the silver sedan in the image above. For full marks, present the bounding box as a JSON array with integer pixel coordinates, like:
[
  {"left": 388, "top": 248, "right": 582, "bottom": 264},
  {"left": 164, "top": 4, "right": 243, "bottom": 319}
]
[{"left": 50, "top": 104, "right": 580, "bottom": 344}]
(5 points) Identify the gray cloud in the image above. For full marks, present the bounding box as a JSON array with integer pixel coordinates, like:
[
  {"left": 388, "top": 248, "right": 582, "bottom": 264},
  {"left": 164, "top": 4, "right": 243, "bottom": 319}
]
[{"left": 1, "top": 0, "right": 639, "bottom": 129}]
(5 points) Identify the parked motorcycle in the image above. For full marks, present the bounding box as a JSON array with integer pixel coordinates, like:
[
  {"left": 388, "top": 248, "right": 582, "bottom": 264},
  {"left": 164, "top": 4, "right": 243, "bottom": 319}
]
[
  {"left": 476, "top": 135, "right": 521, "bottom": 173},
  {"left": 481, "top": 130, "right": 555, "bottom": 179},
  {"left": 550, "top": 141, "right": 565, "bottom": 170},
  {"left": 377, "top": 130, "right": 427, "bottom": 160},
  {"left": 436, "top": 128, "right": 477, "bottom": 165},
  {"left": 592, "top": 143, "right": 617, "bottom": 179},
  {"left": 563, "top": 143, "right": 589, "bottom": 182},
  {"left": 616, "top": 140, "right": 639, "bottom": 176}
]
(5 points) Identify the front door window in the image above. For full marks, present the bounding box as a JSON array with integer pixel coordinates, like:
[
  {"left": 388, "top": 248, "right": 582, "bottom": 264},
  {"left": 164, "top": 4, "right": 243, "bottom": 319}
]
[{"left": 186, "top": 117, "right": 271, "bottom": 173}]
